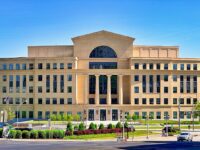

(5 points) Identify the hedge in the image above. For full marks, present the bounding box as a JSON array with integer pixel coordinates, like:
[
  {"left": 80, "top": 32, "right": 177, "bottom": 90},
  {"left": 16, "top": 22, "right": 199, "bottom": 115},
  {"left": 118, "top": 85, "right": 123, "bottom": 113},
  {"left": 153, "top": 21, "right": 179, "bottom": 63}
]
[
  {"left": 45, "top": 130, "right": 53, "bottom": 139},
  {"left": 0, "top": 129, "right": 3, "bottom": 138},
  {"left": 8, "top": 130, "right": 16, "bottom": 139},
  {"left": 15, "top": 130, "right": 22, "bottom": 139},
  {"left": 30, "top": 130, "right": 38, "bottom": 139},
  {"left": 38, "top": 130, "right": 46, "bottom": 139},
  {"left": 22, "top": 130, "right": 30, "bottom": 139}
]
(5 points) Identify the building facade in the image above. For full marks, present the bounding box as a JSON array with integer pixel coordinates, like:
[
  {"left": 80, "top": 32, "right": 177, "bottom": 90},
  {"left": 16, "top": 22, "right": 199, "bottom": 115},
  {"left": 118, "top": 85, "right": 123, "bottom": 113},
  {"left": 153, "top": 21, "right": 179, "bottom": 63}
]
[{"left": 0, "top": 30, "right": 199, "bottom": 121}]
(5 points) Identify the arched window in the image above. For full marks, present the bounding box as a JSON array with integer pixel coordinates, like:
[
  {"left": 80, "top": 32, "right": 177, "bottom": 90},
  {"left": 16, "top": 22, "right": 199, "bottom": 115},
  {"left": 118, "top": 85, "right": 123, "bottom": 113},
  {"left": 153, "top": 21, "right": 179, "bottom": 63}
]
[{"left": 89, "top": 46, "right": 117, "bottom": 58}]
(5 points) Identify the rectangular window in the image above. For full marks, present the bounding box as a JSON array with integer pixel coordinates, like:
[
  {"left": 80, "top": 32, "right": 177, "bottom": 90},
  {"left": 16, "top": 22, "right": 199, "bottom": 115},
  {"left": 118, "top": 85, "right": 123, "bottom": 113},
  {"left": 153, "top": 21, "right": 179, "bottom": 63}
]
[
  {"left": 53, "top": 75, "right": 57, "bottom": 93},
  {"left": 142, "top": 98, "right": 146, "bottom": 104},
  {"left": 173, "top": 87, "right": 177, "bottom": 93},
  {"left": 149, "top": 75, "right": 153, "bottom": 93},
  {"left": 53, "top": 98, "right": 57, "bottom": 104},
  {"left": 149, "top": 98, "right": 154, "bottom": 104},
  {"left": 156, "top": 64, "right": 160, "bottom": 70},
  {"left": 16, "top": 64, "right": 20, "bottom": 70},
  {"left": 180, "top": 75, "right": 184, "bottom": 93},
  {"left": 22, "top": 64, "right": 26, "bottom": 70},
  {"left": 46, "top": 63, "right": 50, "bottom": 69},
  {"left": 164, "top": 75, "right": 168, "bottom": 81},
  {"left": 22, "top": 111, "right": 26, "bottom": 118},
  {"left": 149, "top": 63, "right": 153, "bottom": 70},
  {"left": 29, "top": 98, "right": 33, "bottom": 104},
  {"left": 142, "top": 75, "right": 146, "bottom": 93},
  {"left": 173, "top": 111, "right": 177, "bottom": 119},
  {"left": 38, "top": 111, "right": 42, "bottom": 119},
  {"left": 187, "top": 75, "right": 190, "bottom": 93},
  {"left": 134, "top": 87, "right": 139, "bottom": 93},
  {"left": 134, "top": 98, "right": 139, "bottom": 104},
  {"left": 164, "top": 64, "right": 168, "bottom": 70},
  {"left": 38, "top": 63, "right": 43, "bottom": 69},
  {"left": 134, "top": 75, "right": 139, "bottom": 81},
  {"left": 112, "top": 109, "right": 118, "bottom": 121},
  {"left": 67, "top": 98, "right": 72, "bottom": 104},
  {"left": 193, "top": 64, "right": 198, "bottom": 70},
  {"left": 173, "top": 98, "right": 177, "bottom": 104},
  {"left": 2, "top": 64, "right": 7, "bottom": 70},
  {"left": 29, "top": 75, "right": 34, "bottom": 82},
  {"left": 60, "top": 98, "right": 64, "bottom": 104},
  {"left": 9, "top": 64, "right": 13, "bottom": 70},
  {"left": 46, "top": 98, "right": 50, "bottom": 104},
  {"left": 180, "top": 98, "right": 184, "bottom": 104},
  {"left": 29, "top": 111, "right": 34, "bottom": 118},
  {"left": 164, "top": 98, "right": 168, "bottom": 104},
  {"left": 67, "top": 63, "right": 72, "bottom": 69},
  {"left": 149, "top": 112, "right": 154, "bottom": 119},
  {"left": 29, "top": 64, "right": 34, "bottom": 70},
  {"left": 38, "top": 98, "right": 42, "bottom": 104},
  {"left": 173, "top": 75, "right": 177, "bottom": 82},
  {"left": 134, "top": 63, "right": 139, "bottom": 69},
  {"left": 67, "top": 74, "right": 72, "bottom": 81},
  {"left": 156, "top": 98, "right": 160, "bottom": 104},
  {"left": 142, "top": 112, "right": 147, "bottom": 119},
  {"left": 187, "top": 98, "right": 191, "bottom": 104},
  {"left": 2, "top": 87, "right": 6, "bottom": 93},
  {"left": 38, "top": 86, "right": 42, "bottom": 93},
  {"left": 180, "top": 64, "right": 184, "bottom": 70},
  {"left": 67, "top": 86, "right": 72, "bottom": 93},
  {"left": 156, "top": 112, "right": 161, "bottom": 119},
  {"left": 15, "top": 98, "right": 20, "bottom": 104},
  {"left": 29, "top": 86, "right": 33, "bottom": 93},
  {"left": 187, "top": 64, "right": 191, "bottom": 70},
  {"left": 164, "top": 87, "right": 168, "bottom": 93},
  {"left": 173, "top": 64, "right": 177, "bottom": 70},
  {"left": 46, "top": 75, "right": 50, "bottom": 93},
  {"left": 193, "top": 76, "right": 197, "bottom": 93},
  {"left": 89, "top": 98, "right": 95, "bottom": 104},
  {"left": 38, "top": 75, "right": 43, "bottom": 81},
  {"left": 9, "top": 75, "right": 13, "bottom": 93},
  {"left": 45, "top": 111, "right": 50, "bottom": 119},
  {"left": 156, "top": 75, "right": 160, "bottom": 93},
  {"left": 60, "top": 63, "right": 64, "bottom": 69},
  {"left": 60, "top": 75, "right": 64, "bottom": 93},
  {"left": 3, "top": 75, "right": 7, "bottom": 81},
  {"left": 143, "top": 63, "right": 146, "bottom": 69},
  {"left": 193, "top": 98, "right": 197, "bottom": 104},
  {"left": 53, "top": 63, "right": 57, "bottom": 69}
]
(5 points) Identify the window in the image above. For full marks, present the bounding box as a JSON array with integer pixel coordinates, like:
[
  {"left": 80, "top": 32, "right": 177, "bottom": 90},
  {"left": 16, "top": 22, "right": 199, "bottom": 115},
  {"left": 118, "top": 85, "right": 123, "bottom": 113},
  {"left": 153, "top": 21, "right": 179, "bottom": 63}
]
[
  {"left": 29, "top": 111, "right": 34, "bottom": 118},
  {"left": 173, "top": 87, "right": 177, "bottom": 93},
  {"left": 173, "top": 64, "right": 177, "bottom": 70},
  {"left": 38, "top": 98, "right": 42, "bottom": 104},
  {"left": 149, "top": 98, "right": 154, "bottom": 104},
  {"left": 29, "top": 75, "right": 34, "bottom": 82},
  {"left": 3, "top": 75, "right": 7, "bottom": 81},
  {"left": 112, "top": 109, "right": 118, "bottom": 121},
  {"left": 67, "top": 63, "right": 72, "bottom": 69},
  {"left": 180, "top": 64, "right": 184, "bottom": 70},
  {"left": 38, "top": 75, "right": 42, "bottom": 81},
  {"left": 53, "top": 63, "right": 57, "bottom": 69},
  {"left": 156, "top": 112, "right": 161, "bottom": 119},
  {"left": 112, "top": 98, "right": 118, "bottom": 104},
  {"left": 149, "top": 63, "right": 153, "bottom": 70},
  {"left": 29, "top": 64, "right": 34, "bottom": 70},
  {"left": 16, "top": 64, "right": 20, "bottom": 70},
  {"left": 38, "top": 86, "right": 42, "bottom": 93},
  {"left": 60, "top": 63, "right": 64, "bottom": 69},
  {"left": 187, "top": 98, "right": 191, "bottom": 104},
  {"left": 46, "top": 63, "right": 50, "bottom": 69},
  {"left": 29, "top": 86, "right": 33, "bottom": 93},
  {"left": 9, "top": 64, "right": 13, "bottom": 70},
  {"left": 89, "top": 98, "right": 95, "bottom": 104},
  {"left": 90, "top": 46, "right": 117, "bottom": 58},
  {"left": 156, "top": 98, "right": 160, "bottom": 104},
  {"left": 193, "top": 64, "right": 198, "bottom": 70},
  {"left": 67, "top": 74, "right": 72, "bottom": 81},
  {"left": 193, "top": 98, "right": 197, "bottom": 104},
  {"left": 22, "top": 111, "right": 26, "bottom": 118},
  {"left": 53, "top": 98, "right": 57, "bottom": 104},
  {"left": 2, "top": 64, "right": 7, "bottom": 70},
  {"left": 164, "top": 87, "right": 168, "bottom": 93},
  {"left": 149, "top": 112, "right": 154, "bottom": 119},
  {"left": 67, "top": 86, "right": 72, "bottom": 93},
  {"left": 143, "top": 63, "right": 146, "bottom": 69},
  {"left": 173, "top": 111, "right": 177, "bottom": 119},
  {"left": 38, "top": 111, "right": 42, "bottom": 119},
  {"left": 142, "top": 98, "right": 146, "bottom": 104},
  {"left": 134, "top": 63, "right": 139, "bottom": 69},
  {"left": 22, "top": 64, "right": 26, "bottom": 70},
  {"left": 2, "top": 87, "right": 6, "bottom": 93},
  {"left": 67, "top": 98, "right": 72, "bottom": 104},
  {"left": 29, "top": 98, "right": 33, "bottom": 104},
  {"left": 134, "top": 98, "right": 139, "bottom": 104},
  {"left": 164, "top": 75, "right": 168, "bottom": 81},
  {"left": 180, "top": 98, "right": 184, "bottom": 104},
  {"left": 45, "top": 111, "right": 50, "bottom": 119},
  {"left": 173, "top": 98, "right": 177, "bottom": 104},
  {"left": 46, "top": 98, "right": 50, "bottom": 104},
  {"left": 134, "top": 87, "right": 139, "bottom": 93},
  {"left": 16, "top": 98, "right": 20, "bottom": 104},
  {"left": 142, "top": 112, "right": 147, "bottom": 119},
  {"left": 38, "top": 63, "right": 43, "bottom": 69},
  {"left": 173, "top": 75, "right": 177, "bottom": 82},
  {"left": 164, "top": 64, "right": 168, "bottom": 70},
  {"left": 156, "top": 64, "right": 160, "bottom": 70},
  {"left": 60, "top": 98, "right": 64, "bottom": 104},
  {"left": 164, "top": 98, "right": 168, "bottom": 104},
  {"left": 134, "top": 75, "right": 139, "bottom": 81},
  {"left": 187, "top": 64, "right": 191, "bottom": 70}
]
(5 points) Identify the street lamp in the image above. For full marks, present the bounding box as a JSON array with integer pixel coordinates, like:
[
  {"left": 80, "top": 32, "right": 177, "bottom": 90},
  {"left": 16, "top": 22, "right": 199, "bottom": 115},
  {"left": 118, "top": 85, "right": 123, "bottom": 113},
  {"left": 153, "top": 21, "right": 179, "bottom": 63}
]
[
  {"left": 16, "top": 99, "right": 27, "bottom": 128},
  {"left": 146, "top": 115, "right": 150, "bottom": 139}
]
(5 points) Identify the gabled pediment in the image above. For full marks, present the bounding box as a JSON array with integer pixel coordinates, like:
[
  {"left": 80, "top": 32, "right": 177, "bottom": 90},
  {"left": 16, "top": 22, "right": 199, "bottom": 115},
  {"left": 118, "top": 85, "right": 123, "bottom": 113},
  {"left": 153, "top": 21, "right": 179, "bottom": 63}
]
[{"left": 72, "top": 30, "right": 135, "bottom": 43}]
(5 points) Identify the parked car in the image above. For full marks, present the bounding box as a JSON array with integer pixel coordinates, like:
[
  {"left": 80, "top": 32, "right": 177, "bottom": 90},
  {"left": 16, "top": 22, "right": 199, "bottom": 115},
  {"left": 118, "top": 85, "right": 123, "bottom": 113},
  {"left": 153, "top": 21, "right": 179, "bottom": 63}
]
[
  {"left": 0, "top": 123, "right": 7, "bottom": 128},
  {"left": 177, "top": 132, "right": 193, "bottom": 142},
  {"left": 162, "top": 126, "right": 176, "bottom": 133}
]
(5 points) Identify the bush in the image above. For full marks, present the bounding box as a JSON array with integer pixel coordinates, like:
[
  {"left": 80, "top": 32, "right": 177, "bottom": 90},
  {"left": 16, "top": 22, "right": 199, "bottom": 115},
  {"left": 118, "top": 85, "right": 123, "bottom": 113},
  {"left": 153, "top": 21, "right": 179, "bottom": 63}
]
[
  {"left": 107, "top": 123, "right": 114, "bottom": 129},
  {"left": 15, "top": 130, "right": 22, "bottom": 139},
  {"left": 45, "top": 130, "right": 53, "bottom": 139},
  {"left": 30, "top": 130, "right": 38, "bottom": 139},
  {"left": 58, "top": 130, "right": 65, "bottom": 139},
  {"left": 99, "top": 123, "right": 104, "bottom": 129},
  {"left": 0, "top": 128, "right": 3, "bottom": 138},
  {"left": 8, "top": 130, "right": 16, "bottom": 139},
  {"left": 124, "top": 122, "right": 129, "bottom": 128},
  {"left": 116, "top": 122, "right": 122, "bottom": 128},
  {"left": 78, "top": 123, "right": 85, "bottom": 131},
  {"left": 89, "top": 123, "right": 96, "bottom": 130},
  {"left": 74, "top": 125, "right": 78, "bottom": 131},
  {"left": 22, "top": 130, "right": 30, "bottom": 139},
  {"left": 65, "top": 131, "right": 73, "bottom": 136},
  {"left": 50, "top": 114, "right": 57, "bottom": 121},
  {"left": 56, "top": 114, "right": 62, "bottom": 121},
  {"left": 53, "top": 130, "right": 59, "bottom": 139},
  {"left": 66, "top": 122, "right": 73, "bottom": 132},
  {"left": 38, "top": 130, "right": 46, "bottom": 139}
]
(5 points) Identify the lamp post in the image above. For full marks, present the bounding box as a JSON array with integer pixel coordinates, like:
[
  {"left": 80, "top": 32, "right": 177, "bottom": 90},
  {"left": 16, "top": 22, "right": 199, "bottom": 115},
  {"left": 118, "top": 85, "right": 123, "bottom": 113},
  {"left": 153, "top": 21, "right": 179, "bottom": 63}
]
[{"left": 146, "top": 115, "right": 149, "bottom": 139}]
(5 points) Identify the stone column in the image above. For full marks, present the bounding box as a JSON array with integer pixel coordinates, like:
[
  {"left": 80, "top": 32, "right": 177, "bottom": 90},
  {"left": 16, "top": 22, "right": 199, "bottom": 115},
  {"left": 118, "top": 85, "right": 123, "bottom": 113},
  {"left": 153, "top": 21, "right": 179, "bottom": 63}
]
[
  {"left": 107, "top": 75, "right": 111, "bottom": 105},
  {"left": 95, "top": 75, "right": 99, "bottom": 105},
  {"left": 85, "top": 75, "right": 88, "bottom": 104},
  {"left": 118, "top": 75, "right": 123, "bottom": 105}
]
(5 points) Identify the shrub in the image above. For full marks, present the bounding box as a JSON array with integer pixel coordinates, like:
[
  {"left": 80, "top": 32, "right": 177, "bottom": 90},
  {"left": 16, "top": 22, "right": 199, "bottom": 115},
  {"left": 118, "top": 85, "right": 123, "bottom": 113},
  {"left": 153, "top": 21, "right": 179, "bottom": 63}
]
[
  {"left": 38, "top": 130, "right": 46, "bottom": 139},
  {"left": 45, "top": 130, "right": 53, "bottom": 139},
  {"left": 78, "top": 123, "right": 85, "bottom": 131},
  {"left": 56, "top": 114, "right": 62, "bottom": 121},
  {"left": 58, "top": 130, "right": 65, "bottom": 139},
  {"left": 116, "top": 122, "right": 122, "bottom": 128},
  {"left": 50, "top": 114, "right": 57, "bottom": 121},
  {"left": 30, "top": 130, "right": 38, "bottom": 139},
  {"left": 89, "top": 123, "right": 96, "bottom": 130},
  {"left": 73, "top": 114, "right": 80, "bottom": 121},
  {"left": 107, "top": 123, "right": 114, "bottom": 129},
  {"left": 53, "top": 130, "right": 59, "bottom": 139},
  {"left": 124, "top": 122, "right": 129, "bottom": 128},
  {"left": 65, "top": 131, "right": 73, "bottom": 136},
  {"left": 8, "top": 130, "right": 16, "bottom": 139},
  {"left": 22, "top": 130, "right": 30, "bottom": 139},
  {"left": 74, "top": 125, "right": 78, "bottom": 131},
  {"left": 99, "top": 123, "right": 104, "bottom": 129},
  {"left": 66, "top": 122, "right": 73, "bottom": 132},
  {"left": 15, "top": 130, "right": 22, "bottom": 139},
  {"left": 0, "top": 128, "right": 3, "bottom": 138}
]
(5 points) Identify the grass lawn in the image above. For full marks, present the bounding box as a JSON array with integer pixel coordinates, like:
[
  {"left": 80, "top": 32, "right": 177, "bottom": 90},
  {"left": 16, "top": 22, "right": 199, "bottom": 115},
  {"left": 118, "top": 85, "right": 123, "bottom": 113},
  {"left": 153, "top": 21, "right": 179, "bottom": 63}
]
[{"left": 64, "top": 130, "right": 158, "bottom": 140}]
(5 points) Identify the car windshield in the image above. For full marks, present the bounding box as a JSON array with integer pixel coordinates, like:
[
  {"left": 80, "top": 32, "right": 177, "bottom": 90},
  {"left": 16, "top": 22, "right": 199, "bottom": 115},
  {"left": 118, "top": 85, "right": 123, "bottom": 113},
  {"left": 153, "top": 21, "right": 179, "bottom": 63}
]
[{"left": 180, "top": 133, "right": 189, "bottom": 135}]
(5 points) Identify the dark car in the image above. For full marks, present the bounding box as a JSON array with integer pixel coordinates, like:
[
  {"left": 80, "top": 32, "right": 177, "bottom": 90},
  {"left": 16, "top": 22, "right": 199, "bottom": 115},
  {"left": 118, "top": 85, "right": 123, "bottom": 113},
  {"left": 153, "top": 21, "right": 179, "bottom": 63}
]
[{"left": 162, "top": 126, "right": 179, "bottom": 133}]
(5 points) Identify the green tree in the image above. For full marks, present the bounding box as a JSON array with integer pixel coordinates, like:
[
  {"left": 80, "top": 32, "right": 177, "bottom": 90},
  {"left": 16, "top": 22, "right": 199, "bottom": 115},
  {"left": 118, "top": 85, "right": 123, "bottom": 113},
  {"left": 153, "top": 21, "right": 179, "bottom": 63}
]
[
  {"left": 56, "top": 114, "right": 62, "bottom": 121},
  {"left": 50, "top": 114, "right": 56, "bottom": 121},
  {"left": 126, "top": 114, "right": 132, "bottom": 122},
  {"left": 6, "top": 107, "right": 15, "bottom": 121},
  {"left": 194, "top": 101, "right": 200, "bottom": 121},
  {"left": 63, "top": 114, "right": 68, "bottom": 121},
  {"left": 67, "top": 115, "right": 73, "bottom": 122},
  {"left": 73, "top": 114, "right": 80, "bottom": 121}
]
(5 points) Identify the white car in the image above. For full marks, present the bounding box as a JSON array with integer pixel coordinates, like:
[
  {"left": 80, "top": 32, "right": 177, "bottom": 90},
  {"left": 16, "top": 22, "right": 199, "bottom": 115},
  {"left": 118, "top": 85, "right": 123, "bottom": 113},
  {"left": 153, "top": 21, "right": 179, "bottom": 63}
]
[{"left": 177, "top": 132, "right": 193, "bottom": 142}]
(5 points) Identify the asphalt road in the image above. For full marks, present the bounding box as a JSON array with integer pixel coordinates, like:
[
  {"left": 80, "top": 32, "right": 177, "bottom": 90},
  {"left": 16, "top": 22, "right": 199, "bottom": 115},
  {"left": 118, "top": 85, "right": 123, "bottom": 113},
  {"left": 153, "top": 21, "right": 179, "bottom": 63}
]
[{"left": 0, "top": 140, "right": 200, "bottom": 150}]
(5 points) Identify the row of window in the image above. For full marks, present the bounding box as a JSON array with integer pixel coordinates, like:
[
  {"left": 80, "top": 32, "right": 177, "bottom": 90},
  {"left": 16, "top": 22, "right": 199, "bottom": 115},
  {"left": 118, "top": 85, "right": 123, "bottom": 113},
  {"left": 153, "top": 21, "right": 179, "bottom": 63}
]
[
  {"left": 2, "top": 74, "right": 72, "bottom": 82},
  {"left": 0, "top": 63, "right": 73, "bottom": 70},
  {"left": 133, "top": 98, "right": 197, "bottom": 105},
  {"left": 1, "top": 97, "right": 73, "bottom": 105},
  {"left": 134, "top": 63, "right": 198, "bottom": 70}
]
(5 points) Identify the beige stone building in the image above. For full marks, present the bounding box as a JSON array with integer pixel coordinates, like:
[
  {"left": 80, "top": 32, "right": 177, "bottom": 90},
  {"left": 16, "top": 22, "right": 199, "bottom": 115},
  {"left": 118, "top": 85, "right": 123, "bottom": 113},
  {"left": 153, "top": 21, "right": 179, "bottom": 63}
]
[{"left": 0, "top": 30, "right": 199, "bottom": 122}]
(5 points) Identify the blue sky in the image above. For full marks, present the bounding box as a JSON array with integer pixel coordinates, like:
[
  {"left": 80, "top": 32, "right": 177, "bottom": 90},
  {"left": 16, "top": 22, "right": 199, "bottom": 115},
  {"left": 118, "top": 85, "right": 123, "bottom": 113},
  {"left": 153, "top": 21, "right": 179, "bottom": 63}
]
[{"left": 0, "top": 0, "right": 200, "bottom": 58}]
